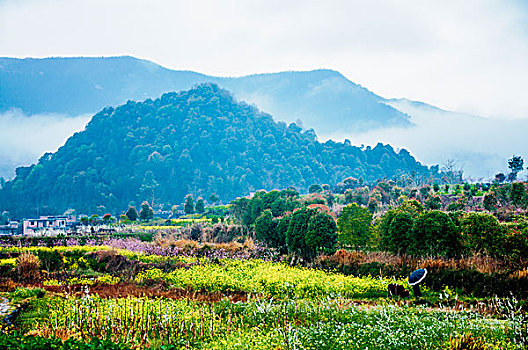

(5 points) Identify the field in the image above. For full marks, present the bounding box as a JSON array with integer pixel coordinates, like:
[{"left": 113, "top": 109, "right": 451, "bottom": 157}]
[{"left": 0, "top": 235, "right": 526, "bottom": 349}]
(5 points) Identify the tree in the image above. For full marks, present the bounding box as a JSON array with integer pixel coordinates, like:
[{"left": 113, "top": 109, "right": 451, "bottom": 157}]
[
  {"left": 184, "top": 194, "right": 195, "bottom": 215},
  {"left": 425, "top": 195, "right": 442, "bottom": 210},
  {"left": 337, "top": 203, "right": 372, "bottom": 250},
  {"left": 286, "top": 208, "right": 313, "bottom": 260},
  {"left": 510, "top": 182, "right": 526, "bottom": 206},
  {"left": 255, "top": 209, "right": 284, "bottom": 250},
  {"left": 126, "top": 206, "right": 138, "bottom": 221},
  {"left": 483, "top": 193, "right": 498, "bottom": 211},
  {"left": 384, "top": 211, "right": 414, "bottom": 254},
  {"left": 411, "top": 210, "right": 462, "bottom": 258},
  {"left": 495, "top": 173, "right": 506, "bottom": 183},
  {"left": 308, "top": 184, "right": 323, "bottom": 194},
  {"left": 508, "top": 155, "right": 524, "bottom": 181},
  {"left": 102, "top": 213, "right": 112, "bottom": 223},
  {"left": 195, "top": 197, "right": 205, "bottom": 214},
  {"left": 441, "top": 159, "right": 463, "bottom": 184},
  {"left": 89, "top": 214, "right": 100, "bottom": 225},
  {"left": 139, "top": 170, "right": 160, "bottom": 206},
  {"left": 367, "top": 198, "right": 380, "bottom": 213},
  {"left": 419, "top": 186, "right": 431, "bottom": 199},
  {"left": 306, "top": 211, "right": 338, "bottom": 258},
  {"left": 209, "top": 194, "right": 219, "bottom": 205},
  {"left": 119, "top": 214, "right": 128, "bottom": 222},
  {"left": 139, "top": 201, "right": 154, "bottom": 221},
  {"left": 460, "top": 212, "right": 504, "bottom": 257}
]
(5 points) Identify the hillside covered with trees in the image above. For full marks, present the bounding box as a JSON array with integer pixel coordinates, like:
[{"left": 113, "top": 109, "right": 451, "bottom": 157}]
[{"left": 0, "top": 84, "right": 434, "bottom": 217}]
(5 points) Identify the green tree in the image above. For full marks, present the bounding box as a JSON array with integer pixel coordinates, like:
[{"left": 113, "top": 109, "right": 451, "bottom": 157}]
[
  {"left": 308, "top": 184, "right": 323, "bottom": 194},
  {"left": 125, "top": 206, "right": 138, "bottom": 221},
  {"left": 286, "top": 208, "right": 312, "bottom": 260},
  {"left": 483, "top": 193, "right": 497, "bottom": 211},
  {"left": 411, "top": 210, "right": 462, "bottom": 257},
  {"left": 195, "top": 197, "right": 205, "bottom": 214},
  {"left": 255, "top": 209, "right": 285, "bottom": 251},
  {"left": 89, "top": 214, "right": 99, "bottom": 225},
  {"left": 209, "top": 193, "right": 219, "bottom": 205},
  {"left": 419, "top": 186, "right": 431, "bottom": 199},
  {"left": 386, "top": 211, "right": 414, "bottom": 254},
  {"left": 460, "top": 212, "right": 505, "bottom": 257},
  {"left": 139, "top": 201, "right": 154, "bottom": 221},
  {"left": 510, "top": 182, "right": 526, "bottom": 206},
  {"left": 184, "top": 194, "right": 195, "bottom": 215},
  {"left": 508, "top": 155, "right": 524, "bottom": 181},
  {"left": 425, "top": 195, "right": 442, "bottom": 210},
  {"left": 495, "top": 173, "right": 506, "bottom": 183},
  {"left": 367, "top": 198, "right": 380, "bottom": 213},
  {"left": 306, "top": 211, "right": 338, "bottom": 258},
  {"left": 337, "top": 203, "right": 372, "bottom": 250}
]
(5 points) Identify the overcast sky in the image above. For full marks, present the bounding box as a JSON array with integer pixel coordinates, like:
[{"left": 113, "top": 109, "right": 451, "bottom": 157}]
[{"left": 1, "top": 0, "right": 527, "bottom": 120}]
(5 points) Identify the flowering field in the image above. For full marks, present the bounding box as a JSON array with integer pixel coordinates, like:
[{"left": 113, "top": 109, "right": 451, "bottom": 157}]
[{"left": 0, "top": 238, "right": 526, "bottom": 349}]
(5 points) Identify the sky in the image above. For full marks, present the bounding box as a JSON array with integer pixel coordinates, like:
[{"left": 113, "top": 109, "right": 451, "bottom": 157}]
[{"left": 1, "top": 0, "right": 527, "bottom": 120}]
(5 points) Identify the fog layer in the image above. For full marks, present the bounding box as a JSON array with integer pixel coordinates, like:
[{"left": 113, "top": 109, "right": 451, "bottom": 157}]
[
  {"left": 326, "top": 100, "right": 527, "bottom": 181},
  {"left": 0, "top": 110, "right": 90, "bottom": 179}
]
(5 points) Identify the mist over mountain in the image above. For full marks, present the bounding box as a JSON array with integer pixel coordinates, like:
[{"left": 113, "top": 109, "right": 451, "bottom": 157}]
[
  {"left": 0, "top": 84, "right": 434, "bottom": 217},
  {"left": 0, "top": 56, "right": 525, "bottom": 180},
  {"left": 334, "top": 99, "right": 528, "bottom": 180},
  {"left": 0, "top": 110, "right": 90, "bottom": 179}
]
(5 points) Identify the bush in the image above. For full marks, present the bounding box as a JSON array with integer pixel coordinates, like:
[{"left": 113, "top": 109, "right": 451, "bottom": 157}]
[
  {"left": 16, "top": 252, "right": 40, "bottom": 283},
  {"left": 37, "top": 249, "right": 63, "bottom": 272}
]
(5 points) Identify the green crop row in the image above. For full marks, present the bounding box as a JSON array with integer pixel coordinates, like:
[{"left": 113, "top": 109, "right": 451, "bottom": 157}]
[{"left": 22, "top": 295, "right": 522, "bottom": 350}]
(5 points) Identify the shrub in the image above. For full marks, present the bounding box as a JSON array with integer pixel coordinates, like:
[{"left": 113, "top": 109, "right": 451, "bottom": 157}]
[
  {"left": 37, "top": 249, "right": 63, "bottom": 272},
  {"left": 16, "top": 252, "right": 40, "bottom": 283}
]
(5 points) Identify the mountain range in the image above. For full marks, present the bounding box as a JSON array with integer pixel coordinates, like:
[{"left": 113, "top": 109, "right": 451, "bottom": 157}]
[
  {"left": 0, "top": 56, "right": 526, "bottom": 180},
  {"left": 0, "top": 56, "right": 410, "bottom": 134}
]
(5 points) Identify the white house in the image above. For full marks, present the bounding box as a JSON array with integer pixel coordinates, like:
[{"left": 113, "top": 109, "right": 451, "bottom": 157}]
[{"left": 22, "top": 215, "right": 72, "bottom": 235}]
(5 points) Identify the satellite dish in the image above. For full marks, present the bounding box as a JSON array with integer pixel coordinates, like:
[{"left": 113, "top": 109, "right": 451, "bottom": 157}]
[{"left": 408, "top": 268, "right": 427, "bottom": 297}]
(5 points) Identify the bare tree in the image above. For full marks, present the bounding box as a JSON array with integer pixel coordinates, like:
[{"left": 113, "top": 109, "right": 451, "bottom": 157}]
[{"left": 441, "top": 159, "right": 464, "bottom": 184}]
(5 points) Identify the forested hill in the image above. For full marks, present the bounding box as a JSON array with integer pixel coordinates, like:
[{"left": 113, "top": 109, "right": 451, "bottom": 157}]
[{"left": 0, "top": 84, "right": 433, "bottom": 217}]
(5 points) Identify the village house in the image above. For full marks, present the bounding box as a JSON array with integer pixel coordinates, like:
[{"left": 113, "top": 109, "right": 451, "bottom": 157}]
[{"left": 22, "top": 215, "right": 76, "bottom": 235}]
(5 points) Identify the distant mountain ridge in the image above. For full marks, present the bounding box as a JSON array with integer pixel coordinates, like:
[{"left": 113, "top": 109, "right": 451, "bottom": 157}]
[
  {"left": 0, "top": 56, "right": 411, "bottom": 134},
  {"left": 0, "top": 84, "right": 434, "bottom": 217}
]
